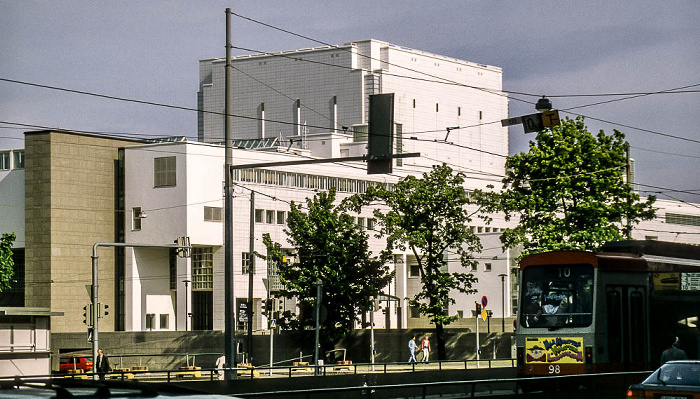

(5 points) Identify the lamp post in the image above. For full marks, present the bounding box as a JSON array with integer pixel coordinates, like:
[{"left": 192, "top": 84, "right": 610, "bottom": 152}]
[
  {"left": 499, "top": 274, "right": 507, "bottom": 332},
  {"left": 183, "top": 279, "right": 191, "bottom": 331}
]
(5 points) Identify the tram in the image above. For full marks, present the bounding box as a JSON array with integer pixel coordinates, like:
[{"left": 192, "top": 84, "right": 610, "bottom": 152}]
[{"left": 515, "top": 240, "right": 700, "bottom": 378}]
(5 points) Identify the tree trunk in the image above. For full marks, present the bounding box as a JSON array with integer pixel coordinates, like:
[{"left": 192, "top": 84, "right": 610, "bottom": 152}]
[{"left": 435, "top": 322, "right": 446, "bottom": 360}]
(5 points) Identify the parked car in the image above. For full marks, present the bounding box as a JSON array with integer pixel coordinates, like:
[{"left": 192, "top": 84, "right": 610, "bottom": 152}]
[
  {"left": 59, "top": 354, "right": 93, "bottom": 373},
  {"left": 627, "top": 360, "right": 700, "bottom": 399}
]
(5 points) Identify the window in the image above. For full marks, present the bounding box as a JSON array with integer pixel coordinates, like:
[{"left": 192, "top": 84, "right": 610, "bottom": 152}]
[
  {"left": 12, "top": 150, "right": 24, "bottom": 169},
  {"left": 0, "top": 152, "right": 9, "bottom": 170},
  {"left": 160, "top": 314, "right": 169, "bottom": 329},
  {"left": 192, "top": 247, "right": 213, "bottom": 290},
  {"left": 367, "top": 218, "right": 376, "bottom": 230},
  {"left": 154, "top": 156, "right": 176, "bottom": 187},
  {"left": 470, "top": 263, "right": 477, "bottom": 272},
  {"left": 242, "top": 252, "right": 252, "bottom": 274},
  {"left": 169, "top": 249, "right": 177, "bottom": 290},
  {"left": 146, "top": 314, "right": 156, "bottom": 330},
  {"left": 132, "top": 207, "right": 143, "bottom": 231},
  {"left": 435, "top": 103, "right": 439, "bottom": 112},
  {"left": 457, "top": 310, "right": 464, "bottom": 319},
  {"left": 484, "top": 263, "right": 492, "bottom": 272},
  {"left": 357, "top": 217, "right": 365, "bottom": 229},
  {"left": 255, "top": 209, "right": 263, "bottom": 223},
  {"left": 458, "top": 107, "right": 461, "bottom": 117},
  {"left": 409, "top": 305, "right": 421, "bottom": 318},
  {"left": 266, "top": 210, "right": 274, "bottom": 224},
  {"left": 409, "top": 265, "right": 420, "bottom": 278},
  {"left": 276, "top": 211, "right": 285, "bottom": 225},
  {"left": 204, "top": 206, "right": 223, "bottom": 222}
]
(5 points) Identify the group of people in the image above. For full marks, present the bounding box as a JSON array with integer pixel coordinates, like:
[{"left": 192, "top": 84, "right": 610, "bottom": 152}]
[{"left": 408, "top": 335, "right": 431, "bottom": 363}]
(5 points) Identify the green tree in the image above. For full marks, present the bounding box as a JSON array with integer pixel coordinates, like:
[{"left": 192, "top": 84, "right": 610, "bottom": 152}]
[
  {"left": 348, "top": 164, "right": 481, "bottom": 360},
  {"left": 262, "top": 188, "right": 393, "bottom": 350},
  {"left": 0, "top": 233, "right": 16, "bottom": 292},
  {"left": 481, "top": 116, "right": 655, "bottom": 255}
]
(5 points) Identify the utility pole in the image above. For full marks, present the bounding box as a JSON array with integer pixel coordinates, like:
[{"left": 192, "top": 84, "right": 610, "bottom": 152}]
[
  {"left": 313, "top": 279, "right": 322, "bottom": 376},
  {"left": 247, "top": 191, "right": 255, "bottom": 360},
  {"left": 223, "top": 7, "right": 236, "bottom": 380}
]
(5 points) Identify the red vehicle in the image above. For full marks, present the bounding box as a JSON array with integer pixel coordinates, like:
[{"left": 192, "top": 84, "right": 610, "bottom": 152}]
[
  {"left": 59, "top": 354, "right": 93, "bottom": 373},
  {"left": 515, "top": 240, "right": 700, "bottom": 379}
]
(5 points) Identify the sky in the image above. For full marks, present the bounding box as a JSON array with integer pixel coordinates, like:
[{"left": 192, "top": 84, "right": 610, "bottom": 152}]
[{"left": 1, "top": 1, "right": 699, "bottom": 203}]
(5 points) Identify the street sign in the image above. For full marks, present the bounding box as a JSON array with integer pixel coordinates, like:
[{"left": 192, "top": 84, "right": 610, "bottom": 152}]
[
  {"left": 541, "top": 110, "right": 560, "bottom": 128},
  {"left": 521, "top": 113, "right": 544, "bottom": 133},
  {"left": 481, "top": 309, "right": 488, "bottom": 321},
  {"left": 500, "top": 116, "right": 522, "bottom": 127},
  {"left": 502, "top": 110, "right": 561, "bottom": 133},
  {"left": 481, "top": 296, "right": 488, "bottom": 308}
]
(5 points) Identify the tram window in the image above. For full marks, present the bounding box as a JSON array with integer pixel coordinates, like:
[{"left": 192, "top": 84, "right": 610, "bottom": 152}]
[
  {"left": 520, "top": 265, "right": 593, "bottom": 328},
  {"left": 629, "top": 291, "right": 645, "bottom": 363}
]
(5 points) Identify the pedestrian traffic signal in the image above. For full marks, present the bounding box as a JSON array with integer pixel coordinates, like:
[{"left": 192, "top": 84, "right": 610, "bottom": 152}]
[{"left": 98, "top": 303, "right": 109, "bottom": 318}]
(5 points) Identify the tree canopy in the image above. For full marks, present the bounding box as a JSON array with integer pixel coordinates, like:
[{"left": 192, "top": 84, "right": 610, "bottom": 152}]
[
  {"left": 0, "top": 233, "right": 16, "bottom": 292},
  {"left": 348, "top": 164, "right": 481, "bottom": 360},
  {"left": 480, "top": 117, "right": 656, "bottom": 255},
  {"left": 262, "top": 188, "right": 393, "bottom": 349}
]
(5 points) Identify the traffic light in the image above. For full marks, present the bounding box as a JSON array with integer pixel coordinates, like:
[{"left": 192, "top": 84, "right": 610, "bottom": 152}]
[
  {"left": 475, "top": 302, "right": 482, "bottom": 315},
  {"left": 98, "top": 303, "right": 109, "bottom": 318},
  {"left": 83, "top": 304, "right": 93, "bottom": 326},
  {"left": 260, "top": 299, "right": 268, "bottom": 316},
  {"left": 368, "top": 296, "right": 374, "bottom": 311}
]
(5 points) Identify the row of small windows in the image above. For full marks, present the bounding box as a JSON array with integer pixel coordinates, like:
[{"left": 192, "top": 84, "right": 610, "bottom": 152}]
[
  {"left": 0, "top": 150, "right": 24, "bottom": 170},
  {"left": 408, "top": 262, "right": 492, "bottom": 278},
  {"left": 254, "top": 208, "right": 376, "bottom": 230},
  {"left": 234, "top": 168, "right": 392, "bottom": 194},
  {"left": 666, "top": 212, "right": 700, "bottom": 227}
]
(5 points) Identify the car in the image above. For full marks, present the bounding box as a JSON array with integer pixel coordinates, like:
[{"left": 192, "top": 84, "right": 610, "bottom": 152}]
[
  {"left": 627, "top": 360, "right": 700, "bottom": 399},
  {"left": 59, "top": 354, "right": 94, "bottom": 373}
]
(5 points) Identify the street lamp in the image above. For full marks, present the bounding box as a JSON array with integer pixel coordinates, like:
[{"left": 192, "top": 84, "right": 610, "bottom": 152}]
[
  {"left": 535, "top": 96, "right": 552, "bottom": 112},
  {"left": 183, "top": 279, "right": 191, "bottom": 331},
  {"left": 498, "top": 274, "right": 507, "bottom": 332}
]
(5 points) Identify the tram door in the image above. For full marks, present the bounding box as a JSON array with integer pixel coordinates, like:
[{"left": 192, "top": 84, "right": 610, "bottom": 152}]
[{"left": 606, "top": 285, "right": 647, "bottom": 368}]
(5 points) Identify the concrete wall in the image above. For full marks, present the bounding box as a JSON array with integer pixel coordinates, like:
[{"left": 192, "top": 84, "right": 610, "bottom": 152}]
[
  {"left": 51, "top": 328, "right": 514, "bottom": 372},
  {"left": 24, "top": 131, "right": 140, "bottom": 332}
]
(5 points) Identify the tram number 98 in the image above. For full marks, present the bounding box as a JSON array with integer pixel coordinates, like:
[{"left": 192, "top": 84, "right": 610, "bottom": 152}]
[{"left": 548, "top": 365, "right": 561, "bottom": 374}]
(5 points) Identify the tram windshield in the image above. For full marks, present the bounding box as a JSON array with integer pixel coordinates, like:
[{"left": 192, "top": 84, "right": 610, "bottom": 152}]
[{"left": 520, "top": 264, "right": 594, "bottom": 328}]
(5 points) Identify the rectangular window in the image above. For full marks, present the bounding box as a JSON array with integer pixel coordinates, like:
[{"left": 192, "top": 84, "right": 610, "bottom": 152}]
[
  {"left": 435, "top": 103, "right": 439, "bottom": 112},
  {"left": 146, "top": 314, "right": 156, "bottom": 330},
  {"left": 276, "top": 211, "right": 285, "bottom": 225},
  {"left": 169, "top": 248, "right": 177, "bottom": 290},
  {"left": 367, "top": 218, "right": 376, "bottom": 231},
  {"left": 204, "top": 206, "right": 223, "bottom": 222},
  {"left": 458, "top": 107, "right": 461, "bottom": 117},
  {"left": 357, "top": 217, "right": 365, "bottom": 229},
  {"left": 192, "top": 247, "right": 213, "bottom": 290},
  {"left": 409, "top": 265, "right": 420, "bottom": 278},
  {"left": 409, "top": 305, "right": 421, "bottom": 318},
  {"left": 132, "top": 207, "right": 142, "bottom": 231},
  {"left": 154, "top": 156, "right": 176, "bottom": 187},
  {"left": 242, "top": 252, "right": 252, "bottom": 274},
  {"left": 12, "top": 150, "right": 24, "bottom": 169},
  {"left": 484, "top": 263, "right": 492, "bottom": 272},
  {"left": 0, "top": 152, "right": 9, "bottom": 170},
  {"left": 457, "top": 310, "right": 464, "bottom": 319},
  {"left": 255, "top": 209, "right": 263, "bottom": 223},
  {"left": 470, "top": 263, "right": 477, "bottom": 272},
  {"left": 266, "top": 210, "right": 274, "bottom": 224},
  {"left": 160, "top": 314, "right": 169, "bottom": 329}
]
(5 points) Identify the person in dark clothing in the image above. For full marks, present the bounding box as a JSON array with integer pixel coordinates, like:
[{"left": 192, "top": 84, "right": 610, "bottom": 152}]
[
  {"left": 95, "top": 348, "right": 111, "bottom": 380},
  {"left": 660, "top": 336, "right": 688, "bottom": 365}
]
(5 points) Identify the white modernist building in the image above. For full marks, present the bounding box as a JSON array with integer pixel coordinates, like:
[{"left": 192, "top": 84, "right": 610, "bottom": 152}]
[{"left": 199, "top": 39, "right": 510, "bottom": 185}]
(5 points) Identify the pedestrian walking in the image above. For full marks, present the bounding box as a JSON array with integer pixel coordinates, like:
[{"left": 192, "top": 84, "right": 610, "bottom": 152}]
[
  {"left": 421, "top": 336, "right": 431, "bottom": 363},
  {"left": 660, "top": 336, "right": 687, "bottom": 365},
  {"left": 215, "top": 354, "right": 226, "bottom": 380},
  {"left": 408, "top": 336, "right": 417, "bottom": 363},
  {"left": 95, "top": 348, "right": 111, "bottom": 380}
]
